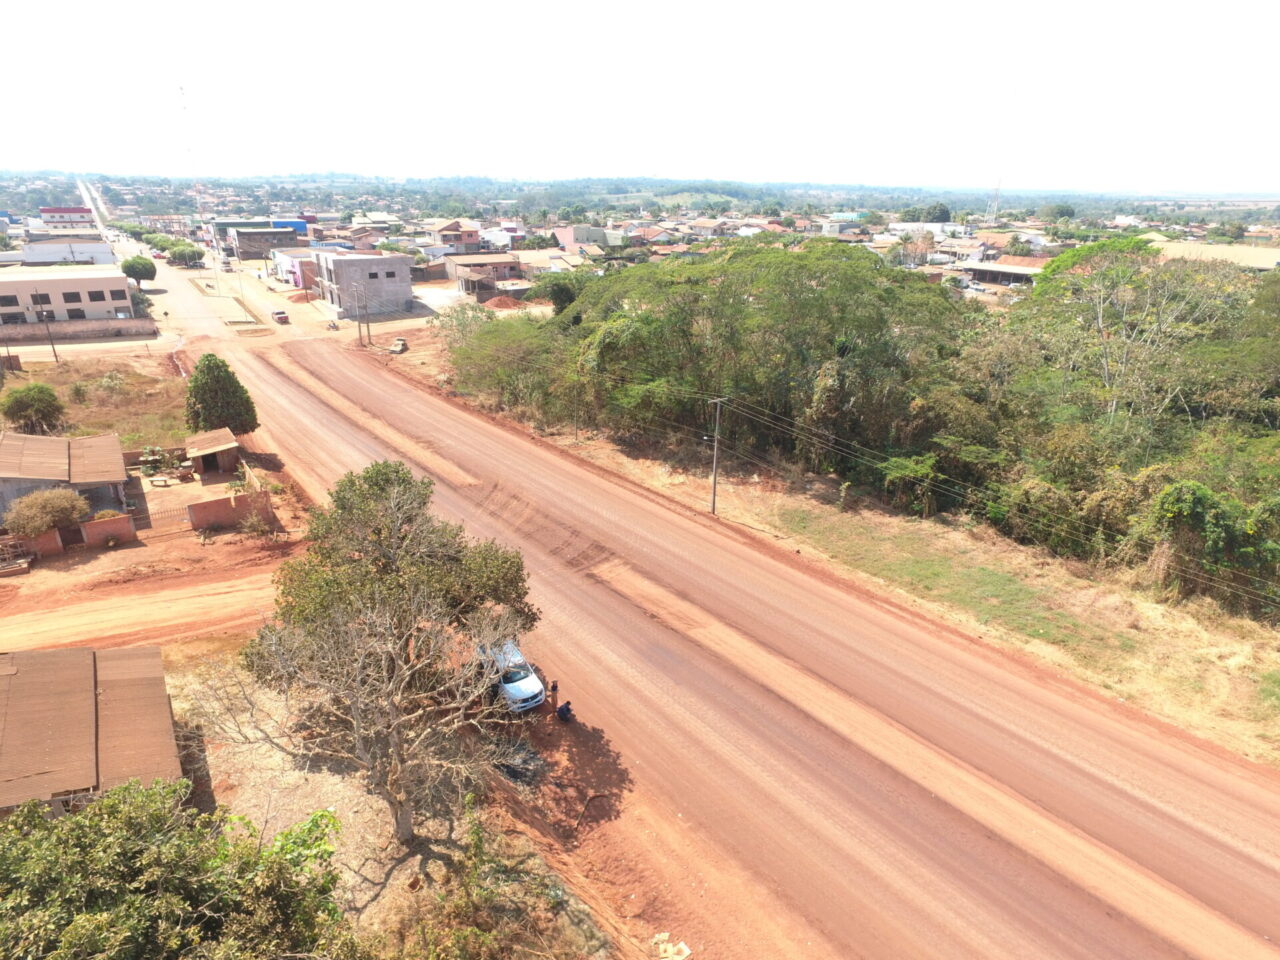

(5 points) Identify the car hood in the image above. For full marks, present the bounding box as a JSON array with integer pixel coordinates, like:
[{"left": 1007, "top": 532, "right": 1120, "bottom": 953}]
[{"left": 501, "top": 674, "right": 544, "bottom": 700}]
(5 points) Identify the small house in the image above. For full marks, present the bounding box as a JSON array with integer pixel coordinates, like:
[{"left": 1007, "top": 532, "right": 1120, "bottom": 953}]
[{"left": 184, "top": 428, "right": 240, "bottom": 476}]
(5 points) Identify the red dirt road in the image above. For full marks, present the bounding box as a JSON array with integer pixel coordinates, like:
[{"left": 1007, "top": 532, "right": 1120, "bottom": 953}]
[{"left": 212, "top": 337, "right": 1280, "bottom": 959}]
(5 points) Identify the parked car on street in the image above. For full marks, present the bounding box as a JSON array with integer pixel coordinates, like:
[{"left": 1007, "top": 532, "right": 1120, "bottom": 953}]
[
  {"left": 480, "top": 642, "right": 545, "bottom": 713},
  {"left": 270, "top": 310, "right": 289, "bottom": 324},
  {"left": 389, "top": 337, "right": 408, "bottom": 354}
]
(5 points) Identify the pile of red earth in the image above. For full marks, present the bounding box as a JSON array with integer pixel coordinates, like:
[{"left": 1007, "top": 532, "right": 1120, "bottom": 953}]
[
  {"left": 287, "top": 292, "right": 310, "bottom": 303},
  {"left": 484, "top": 296, "right": 525, "bottom": 310}
]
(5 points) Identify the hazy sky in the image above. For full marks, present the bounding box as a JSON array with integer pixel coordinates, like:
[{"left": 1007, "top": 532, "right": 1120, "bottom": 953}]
[{"left": 8, "top": 1, "right": 1276, "bottom": 195}]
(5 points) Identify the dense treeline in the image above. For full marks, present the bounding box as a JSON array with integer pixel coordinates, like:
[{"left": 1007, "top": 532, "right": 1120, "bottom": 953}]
[{"left": 448, "top": 238, "right": 1280, "bottom": 618}]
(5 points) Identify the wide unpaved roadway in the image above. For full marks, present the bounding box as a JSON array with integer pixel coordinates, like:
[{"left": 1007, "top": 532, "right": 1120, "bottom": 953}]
[
  {"left": 206, "top": 335, "right": 1280, "bottom": 959},
  {"left": 72, "top": 223, "right": 1280, "bottom": 957}
]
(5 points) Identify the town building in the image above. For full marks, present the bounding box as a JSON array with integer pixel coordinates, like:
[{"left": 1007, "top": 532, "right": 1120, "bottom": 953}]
[
  {"left": 38, "top": 206, "right": 95, "bottom": 227},
  {"left": 0, "top": 431, "right": 127, "bottom": 515},
  {"left": 270, "top": 247, "right": 319, "bottom": 289},
  {"left": 229, "top": 227, "right": 302, "bottom": 261},
  {"left": 312, "top": 250, "right": 414, "bottom": 317},
  {"left": 0, "top": 647, "right": 180, "bottom": 813},
  {"left": 20, "top": 238, "right": 116, "bottom": 265},
  {"left": 0, "top": 265, "right": 134, "bottom": 325},
  {"left": 420, "top": 219, "right": 482, "bottom": 253},
  {"left": 960, "top": 255, "right": 1047, "bottom": 286}
]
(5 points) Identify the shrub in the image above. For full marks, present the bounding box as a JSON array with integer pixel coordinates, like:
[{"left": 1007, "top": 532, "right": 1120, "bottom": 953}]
[
  {"left": 3, "top": 488, "right": 89, "bottom": 538},
  {"left": 1, "top": 383, "right": 64, "bottom": 434},
  {"left": 69, "top": 381, "right": 89, "bottom": 404},
  {"left": 93, "top": 509, "right": 124, "bottom": 520}
]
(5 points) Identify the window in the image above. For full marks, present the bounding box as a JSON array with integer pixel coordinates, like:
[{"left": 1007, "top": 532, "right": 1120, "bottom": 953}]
[
  {"left": 109, "top": 289, "right": 127, "bottom": 301},
  {"left": 66, "top": 308, "right": 86, "bottom": 320},
  {"left": 385, "top": 270, "right": 396, "bottom": 278},
  {"left": 35, "top": 310, "right": 55, "bottom": 321},
  {"left": 368, "top": 272, "right": 378, "bottom": 279},
  {"left": 0, "top": 295, "right": 17, "bottom": 307},
  {"left": 88, "top": 289, "right": 106, "bottom": 301},
  {"left": 1, "top": 312, "right": 23, "bottom": 323},
  {"left": 31, "top": 292, "right": 51, "bottom": 305},
  {"left": 62, "top": 291, "right": 82, "bottom": 303}
]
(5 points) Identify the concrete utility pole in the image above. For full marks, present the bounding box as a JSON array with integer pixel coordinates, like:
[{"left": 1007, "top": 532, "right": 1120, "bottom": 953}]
[{"left": 708, "top": 397, "right": 728, "bottom": 515}]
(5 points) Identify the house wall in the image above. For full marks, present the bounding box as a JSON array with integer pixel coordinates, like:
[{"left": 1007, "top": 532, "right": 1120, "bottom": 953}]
[
  {"left": 0, "top": 268, "right": 135, "bottom": 324},
  {"left": 0, "top": 317, "right": 156, "bottom": 343},
  {"left": 79, "top": 514, "right": 137, "bottom": 547},
  {"left": 187, "top": 490, "right": 273, "bottom": 531},
  {"left": 18, "top": 527, "right": 63, "bottom": 558}
]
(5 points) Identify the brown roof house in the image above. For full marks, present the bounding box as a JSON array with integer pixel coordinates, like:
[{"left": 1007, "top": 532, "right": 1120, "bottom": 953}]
[
  {"left": 185, "top": 427, "right": 240, "bottom": 476},
  {"left": 0, "top": 647, "right": 181, "bottom": 813},
  {"left": 0, "top": 432, "right": 126, "bottom": 517}
]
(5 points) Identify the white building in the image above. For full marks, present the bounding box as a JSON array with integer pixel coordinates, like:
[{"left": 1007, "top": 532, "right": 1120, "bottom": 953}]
[
  {"left": 21, "top": 238, "right": 115, "bottom": 265},
  {"left": 0, "top": 265, "right": 134, "bottom": 325},
  {"left": 38, "top": 206, "right": 95, "bottom": 227},
  {"left": 887, "top": 222, "right": 970, "bottom": 238}
]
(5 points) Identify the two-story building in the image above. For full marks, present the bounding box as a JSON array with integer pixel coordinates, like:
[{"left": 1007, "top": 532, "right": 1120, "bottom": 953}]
[
  {"left": 420, "top": 218, "right": 482, "bottom": 253},
  {"left": 312, "top": 250, "right": 414, "bottom": 318},
  {"left": 0, "top": 265, "right": 134, "bottom": 325},
  {"left": 38, "top": 206, "right": 95, "bottom": 228}
]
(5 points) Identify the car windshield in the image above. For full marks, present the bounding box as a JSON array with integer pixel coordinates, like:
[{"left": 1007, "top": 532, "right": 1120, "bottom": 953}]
[{"left": 501, "top": 664, "right": 532, "bottom": 684}]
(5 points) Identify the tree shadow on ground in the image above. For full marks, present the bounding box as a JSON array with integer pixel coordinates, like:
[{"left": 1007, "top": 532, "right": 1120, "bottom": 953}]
[
  {"left": 523, "top": 713, "right": 634, "bottom": 845},
  {"left": 243, "top": 450, "right": 284, "bottom": 472}
]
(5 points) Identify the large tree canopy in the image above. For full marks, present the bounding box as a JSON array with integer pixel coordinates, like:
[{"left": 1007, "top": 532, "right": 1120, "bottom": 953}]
[
  {"left": 0, "top": 780, "right": 369, "bottom": 960},
  {"left": 184, "top": 353, "right": 259, "bottom": 435}
]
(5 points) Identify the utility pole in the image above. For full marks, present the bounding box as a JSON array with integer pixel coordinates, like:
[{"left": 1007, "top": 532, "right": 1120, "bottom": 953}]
[
  {"left": 708, "top": 397, "right": 728, "bottom": 515},
  {"left": 32, "top": 285, "right": 59, "bottom": 363}
]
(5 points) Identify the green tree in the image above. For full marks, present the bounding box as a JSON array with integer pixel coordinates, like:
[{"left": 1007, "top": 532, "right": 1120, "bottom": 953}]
[
  {"left": 1, "top": 382, "right": 64, "bottom": 434},
  {"left": 120, "top": 255, "right": 156, "bottom": 289},
  {"left": 205, "top": 462, "right": 536, "bottom": 843},
  {"left": 185, "top": 353, "right": 260, "bottom": 434},
  {"left": 3, "top": 488, "right": 88, "bottom": 537},
  {"left": 1038, "top": 203, "right": 1075, "bottom": 220},
  {"left": 0, "top": 780, "right": 370, "bottom": 960},
  {"left": 1004, "top": 236, "right": 1034, "bottom": 256},
  {"left": 922, "top": 202, "right": 952, "bottom": 223},
  {"left": 168, "top": 245, "right": 204, "bottom": 265}
]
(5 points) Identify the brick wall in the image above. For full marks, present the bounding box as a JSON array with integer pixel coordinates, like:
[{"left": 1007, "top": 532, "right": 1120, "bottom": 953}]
[
  {"left": 0, "top": 319, "right": 157, "bottom": 343},
  {"left": 19, "top": 528, "right": 63, "bottom": 558},
  {"left": 79, "top": 514, "right": 137, "bottom": 547},
  {"left": 187, "top": 490, "right": 273, "bottom": 531}
]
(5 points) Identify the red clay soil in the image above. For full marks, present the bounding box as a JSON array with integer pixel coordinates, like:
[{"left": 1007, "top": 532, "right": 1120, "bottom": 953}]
[
  {"left": 483, "top": 296, "right": 525, "bottom": 310},
  {"left": 221, "top": 337, "right": 1280, "bottom": 960}
]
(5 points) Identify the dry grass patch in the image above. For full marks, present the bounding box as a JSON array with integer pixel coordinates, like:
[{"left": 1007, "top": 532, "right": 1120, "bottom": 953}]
[{"left": 1, "top": 356, "right": 187, "bottom": 446}]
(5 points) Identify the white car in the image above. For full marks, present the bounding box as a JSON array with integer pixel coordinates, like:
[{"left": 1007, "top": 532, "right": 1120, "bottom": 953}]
[{"left": 482, "top": 642, "right": 545, "bottom": 713}]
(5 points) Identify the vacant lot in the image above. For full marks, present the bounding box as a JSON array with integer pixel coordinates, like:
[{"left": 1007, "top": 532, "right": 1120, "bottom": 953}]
[{"left": 1, "top": 355, "right": 187, "bottom": 446}]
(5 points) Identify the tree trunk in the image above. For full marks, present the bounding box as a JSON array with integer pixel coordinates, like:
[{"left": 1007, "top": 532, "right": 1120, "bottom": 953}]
[{"left": 390, "top": 799, "right": 415, "bottom": 845}]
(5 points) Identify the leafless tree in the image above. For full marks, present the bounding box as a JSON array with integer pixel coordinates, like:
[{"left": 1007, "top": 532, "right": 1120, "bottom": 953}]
[{"left": 194, "top": 603, "right": 527, "bottom": 845}]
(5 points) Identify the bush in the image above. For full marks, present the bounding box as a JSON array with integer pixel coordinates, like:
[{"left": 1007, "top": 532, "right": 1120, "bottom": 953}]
[
  {"left": 1, "top": 383, "right": 64, "bottom": 434},
  {"left": 93, "top": 509, "right": 124, "bottom": 520},
  {"left": 69, "top": 381, "right": 89, "bottom": 404},
  {"left": 2, "top": 488, "right": 89, "bottom": 538},
  {"left": 0, "top": 780, "right": 372, "bottom": 960}
]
